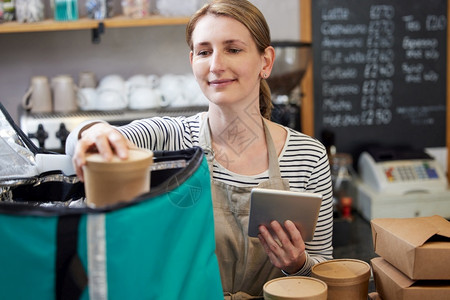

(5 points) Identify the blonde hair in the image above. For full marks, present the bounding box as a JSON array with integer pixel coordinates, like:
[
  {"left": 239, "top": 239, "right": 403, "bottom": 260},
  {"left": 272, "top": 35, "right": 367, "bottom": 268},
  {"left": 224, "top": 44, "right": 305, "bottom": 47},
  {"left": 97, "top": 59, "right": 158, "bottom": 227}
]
[{"left": 186, "top": 0, "right": 273, "bottom": 119}]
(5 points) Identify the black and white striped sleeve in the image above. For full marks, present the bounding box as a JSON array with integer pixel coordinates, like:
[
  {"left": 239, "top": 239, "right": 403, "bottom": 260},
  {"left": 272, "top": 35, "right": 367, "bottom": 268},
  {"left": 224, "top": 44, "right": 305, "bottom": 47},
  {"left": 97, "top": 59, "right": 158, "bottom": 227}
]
[{"left": 118, "top": 115, "right": 201, "bottom": 151}]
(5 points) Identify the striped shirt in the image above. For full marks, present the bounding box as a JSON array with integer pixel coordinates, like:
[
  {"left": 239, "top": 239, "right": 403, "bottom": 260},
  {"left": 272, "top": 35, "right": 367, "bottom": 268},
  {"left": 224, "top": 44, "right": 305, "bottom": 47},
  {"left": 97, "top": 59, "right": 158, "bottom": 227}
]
[{"left": 119, "top": 112, "right": 334, "bottom": 275}]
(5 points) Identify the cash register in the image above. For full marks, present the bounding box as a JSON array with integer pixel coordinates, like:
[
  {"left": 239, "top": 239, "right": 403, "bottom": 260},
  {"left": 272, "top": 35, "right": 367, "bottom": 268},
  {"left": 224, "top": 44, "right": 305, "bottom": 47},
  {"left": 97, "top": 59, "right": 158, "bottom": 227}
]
[{"left": 356, "top": 148, "right": 450, "bottom": 220}]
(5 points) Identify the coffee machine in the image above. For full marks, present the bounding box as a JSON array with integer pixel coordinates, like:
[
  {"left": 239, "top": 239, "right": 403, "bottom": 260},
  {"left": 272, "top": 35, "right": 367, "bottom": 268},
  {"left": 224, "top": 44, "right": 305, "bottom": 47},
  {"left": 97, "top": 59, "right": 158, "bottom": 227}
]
[{"left": 267, "top": 41, "right": 312, "bottom": 131}]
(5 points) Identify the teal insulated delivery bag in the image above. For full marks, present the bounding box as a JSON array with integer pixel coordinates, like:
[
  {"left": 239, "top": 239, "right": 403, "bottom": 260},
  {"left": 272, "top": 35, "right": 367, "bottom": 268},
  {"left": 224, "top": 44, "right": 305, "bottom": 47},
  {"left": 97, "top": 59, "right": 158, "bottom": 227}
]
[{"left": 0, "top": 104, "right": 223, "bottom": 300}]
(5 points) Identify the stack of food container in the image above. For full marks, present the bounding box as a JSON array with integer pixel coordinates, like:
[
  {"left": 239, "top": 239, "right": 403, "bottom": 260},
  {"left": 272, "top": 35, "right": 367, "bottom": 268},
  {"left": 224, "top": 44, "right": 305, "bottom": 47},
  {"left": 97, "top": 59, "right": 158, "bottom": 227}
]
[{"left": 370, "top": 215, "right": 450, "bottom": 299}]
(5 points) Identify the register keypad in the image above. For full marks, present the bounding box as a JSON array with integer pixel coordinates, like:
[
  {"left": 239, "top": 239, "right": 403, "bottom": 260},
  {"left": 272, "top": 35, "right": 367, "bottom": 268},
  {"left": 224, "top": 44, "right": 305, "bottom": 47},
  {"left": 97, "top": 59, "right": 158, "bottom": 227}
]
[{"left": 384, "top": 161, "right": 439, "bottom": 182}]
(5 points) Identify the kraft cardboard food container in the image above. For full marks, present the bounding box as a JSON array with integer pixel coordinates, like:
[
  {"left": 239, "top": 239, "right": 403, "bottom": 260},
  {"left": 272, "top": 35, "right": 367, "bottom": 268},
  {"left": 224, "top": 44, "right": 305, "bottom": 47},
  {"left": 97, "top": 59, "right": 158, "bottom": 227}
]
[
  {"left": 83, "top": 148, "right": 153, "bottom": 207},
  {"left": 311, "top": 259, "right": 371, "bottom": 300},
  {"left": 371, "top": 257, "right": 450, "bottom": 300},
  {"left": 263, "top": 276, "right": 327, "bottom": 300},
  {"left": 371, "top": 215, "right": 450, "bottom": 280}
]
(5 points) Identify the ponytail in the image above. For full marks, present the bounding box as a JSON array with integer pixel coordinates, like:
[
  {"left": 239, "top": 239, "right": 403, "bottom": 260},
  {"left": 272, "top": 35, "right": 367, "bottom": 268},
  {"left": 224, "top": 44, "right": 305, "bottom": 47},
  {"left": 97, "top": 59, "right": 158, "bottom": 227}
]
[{"left": 260, "top": 79, "right": 273, "bottom": 119}]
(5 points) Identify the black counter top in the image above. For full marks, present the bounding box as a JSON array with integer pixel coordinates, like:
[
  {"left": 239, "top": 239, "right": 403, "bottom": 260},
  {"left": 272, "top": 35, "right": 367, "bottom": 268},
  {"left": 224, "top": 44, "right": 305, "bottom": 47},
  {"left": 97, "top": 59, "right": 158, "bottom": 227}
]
[{"left": 333, "top": 211, "right": 377, "bottom": 262}]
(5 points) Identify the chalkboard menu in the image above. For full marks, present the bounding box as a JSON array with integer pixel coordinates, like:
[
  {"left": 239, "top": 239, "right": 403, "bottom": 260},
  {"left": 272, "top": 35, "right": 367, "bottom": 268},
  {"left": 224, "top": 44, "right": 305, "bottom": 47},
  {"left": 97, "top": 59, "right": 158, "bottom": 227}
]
[{"left": 311, "top": 0, "right": 447, "bottom": 157}]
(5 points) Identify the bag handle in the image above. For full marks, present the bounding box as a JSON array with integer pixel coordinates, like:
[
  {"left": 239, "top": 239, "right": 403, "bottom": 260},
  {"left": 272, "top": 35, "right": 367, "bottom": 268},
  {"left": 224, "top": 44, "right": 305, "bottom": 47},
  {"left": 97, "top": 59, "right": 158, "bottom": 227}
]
[{"left": 0, "top": 102, "right": 41, "bottom": 154}]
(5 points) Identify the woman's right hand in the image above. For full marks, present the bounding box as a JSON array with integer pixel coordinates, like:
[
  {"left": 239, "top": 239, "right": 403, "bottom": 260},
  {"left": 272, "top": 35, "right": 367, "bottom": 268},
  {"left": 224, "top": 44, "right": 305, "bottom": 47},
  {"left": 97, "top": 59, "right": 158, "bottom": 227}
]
[{"left": 72, "top": 122, "right": 132, "bottom": 181}]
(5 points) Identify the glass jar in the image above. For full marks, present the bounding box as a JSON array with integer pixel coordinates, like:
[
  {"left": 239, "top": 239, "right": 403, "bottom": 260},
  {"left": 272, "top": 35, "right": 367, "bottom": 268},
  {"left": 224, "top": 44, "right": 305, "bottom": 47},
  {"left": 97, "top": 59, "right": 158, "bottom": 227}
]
[
  {"left": 330, "top": 153, "right": 356, "bottom": 218},
  {"left": 15, "top": 0, "right": 44, "bottom": 23},
  {"left": 2, "top": 0, "right": 16, "bottom": 21},
  {"left": 86, "top": 0, "right": 114, "bottom": 19},
  {"left": 121, "top": 0, "right": 150, "bottom": 19},
  {"left": 53, "top": 0, "right": 79, "bottom": 21}
]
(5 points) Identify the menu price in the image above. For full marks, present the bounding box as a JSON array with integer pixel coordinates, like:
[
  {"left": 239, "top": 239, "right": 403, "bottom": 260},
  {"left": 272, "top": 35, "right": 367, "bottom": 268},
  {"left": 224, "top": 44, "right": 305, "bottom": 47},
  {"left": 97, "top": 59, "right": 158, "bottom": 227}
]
[{"left": 312, "top": 0, "right": 447, "bottom": 154}]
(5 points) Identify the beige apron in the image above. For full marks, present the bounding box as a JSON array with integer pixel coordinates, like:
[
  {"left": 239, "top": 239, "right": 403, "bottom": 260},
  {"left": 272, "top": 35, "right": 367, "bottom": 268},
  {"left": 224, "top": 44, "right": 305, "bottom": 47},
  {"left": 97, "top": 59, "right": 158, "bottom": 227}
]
[{"left": 199, "top": 116, "right": 290, "bottom": 299}]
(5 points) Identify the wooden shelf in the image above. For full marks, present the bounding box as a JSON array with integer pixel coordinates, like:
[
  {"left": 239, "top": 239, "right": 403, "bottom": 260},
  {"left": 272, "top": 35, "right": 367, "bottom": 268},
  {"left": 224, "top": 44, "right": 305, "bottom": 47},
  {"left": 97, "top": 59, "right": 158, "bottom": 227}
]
[
  {"left": 0, "top": 15, "right": 190, "bottom": 34},
  {"left": 103, "top": 15, "right": 190, "bottom": 28},
  {"left": 0, "top": 18, "right": 98, "bottom": 33}
]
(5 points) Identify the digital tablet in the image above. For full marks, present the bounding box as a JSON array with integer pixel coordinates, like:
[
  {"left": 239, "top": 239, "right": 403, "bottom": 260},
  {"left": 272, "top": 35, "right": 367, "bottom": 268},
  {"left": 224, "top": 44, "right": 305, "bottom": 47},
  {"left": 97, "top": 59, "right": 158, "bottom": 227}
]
[{"left": 248, "top": 188, "right": 323, "bottom": 242}]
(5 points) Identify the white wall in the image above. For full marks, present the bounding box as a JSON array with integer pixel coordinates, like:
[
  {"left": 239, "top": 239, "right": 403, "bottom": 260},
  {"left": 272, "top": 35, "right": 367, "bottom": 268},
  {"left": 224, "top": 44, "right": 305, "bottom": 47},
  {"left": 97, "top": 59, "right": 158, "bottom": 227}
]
[
  {"left": 253, "top": 0, "right": 300, "bottom": 41},
  {"left": 0, "top": 0, "right": 300, "bottom": 122}
]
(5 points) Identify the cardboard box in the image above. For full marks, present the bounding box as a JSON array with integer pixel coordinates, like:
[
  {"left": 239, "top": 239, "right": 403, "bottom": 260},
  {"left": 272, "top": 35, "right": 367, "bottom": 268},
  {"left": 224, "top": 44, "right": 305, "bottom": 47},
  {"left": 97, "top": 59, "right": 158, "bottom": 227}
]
[
  {"left": 371, "top": 257, "right": 450, "bottom": 300},
  {"left": 371, "top": 215, "right": 450, "bottom": 280}
]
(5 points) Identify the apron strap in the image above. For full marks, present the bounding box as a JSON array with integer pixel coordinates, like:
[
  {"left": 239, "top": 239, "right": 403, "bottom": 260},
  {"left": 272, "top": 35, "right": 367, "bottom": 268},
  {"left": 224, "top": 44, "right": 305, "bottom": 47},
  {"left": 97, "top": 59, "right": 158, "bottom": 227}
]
[
  {"left": 199, "top": 114, "right": 284, "bottom": 180},
  {"left": 261, "top": 118, "right": 283, "bottom": 180}
]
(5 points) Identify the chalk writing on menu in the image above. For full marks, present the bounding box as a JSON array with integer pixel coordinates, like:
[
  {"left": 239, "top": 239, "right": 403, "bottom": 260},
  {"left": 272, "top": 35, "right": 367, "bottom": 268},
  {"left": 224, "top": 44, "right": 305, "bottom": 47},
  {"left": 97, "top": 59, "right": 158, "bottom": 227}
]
[{"left": 312, "top": 0, "right": 447, "bottom": 155}]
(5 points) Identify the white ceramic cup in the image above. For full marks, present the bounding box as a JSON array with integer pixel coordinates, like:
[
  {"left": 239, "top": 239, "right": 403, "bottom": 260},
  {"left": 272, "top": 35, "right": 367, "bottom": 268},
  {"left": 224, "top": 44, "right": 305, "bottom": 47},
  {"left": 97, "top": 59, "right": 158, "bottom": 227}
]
[
  {"left": 52, "top": 75, "right": 78, "bottom": 113},
  {"left": 77, "top": 88, "right": 98, "bottom": 111},
  {"left": 159, "top": 74, "right": 184, "bottom": 106},
  {"left": 129, "top": 87, "right": 165, "bottom": 110},
  {"left": 169, "top": 75, "right": 198, "bottom": 107},
  {"left": 126, "top": 74, "right": 149, "bottom": 97},
  {"left": 22, "top": 76, "right": 53, "bottom": 113},
  {"left": 96, "top": 88, "right": 128, "bottom": 111},
  {"left": 147, "top": 74, "right": 160, "bottom": 88},
  {"left": 127, "top": 74, "right": 148, "bottom": 89},
  {"left": 99, "top": 74, "right": 126, "bottom": 91},
  {"left": 78, "top": 71, "right": 97, "bottom": 88}
]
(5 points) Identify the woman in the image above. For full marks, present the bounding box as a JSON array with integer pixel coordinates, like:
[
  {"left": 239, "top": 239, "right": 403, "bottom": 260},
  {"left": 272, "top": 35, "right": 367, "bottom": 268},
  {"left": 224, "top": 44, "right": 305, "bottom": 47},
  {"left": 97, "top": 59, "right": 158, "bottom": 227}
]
[{"left": 68, "top": 0, "right": 333, "bottom": 298}]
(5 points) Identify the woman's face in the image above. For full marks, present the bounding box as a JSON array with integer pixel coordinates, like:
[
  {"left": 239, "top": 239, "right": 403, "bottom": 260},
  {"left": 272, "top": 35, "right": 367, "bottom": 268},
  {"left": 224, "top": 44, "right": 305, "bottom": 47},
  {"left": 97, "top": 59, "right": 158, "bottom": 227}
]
[{"left": 190, "top": 14, "right": 271, "bottom": 110}]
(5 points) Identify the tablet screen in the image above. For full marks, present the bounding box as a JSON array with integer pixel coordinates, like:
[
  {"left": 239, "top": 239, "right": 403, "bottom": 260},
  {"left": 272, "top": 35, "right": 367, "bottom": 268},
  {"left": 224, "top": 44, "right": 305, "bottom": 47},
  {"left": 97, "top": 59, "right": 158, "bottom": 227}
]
[{"left": 247, "top": 188, "right": 322, "bottom": 242}]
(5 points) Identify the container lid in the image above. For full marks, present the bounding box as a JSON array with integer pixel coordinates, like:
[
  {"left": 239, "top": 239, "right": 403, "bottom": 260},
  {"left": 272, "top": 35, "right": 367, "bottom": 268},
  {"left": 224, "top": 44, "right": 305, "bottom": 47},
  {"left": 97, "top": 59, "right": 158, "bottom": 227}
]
[
  {"left": 85, "top": 148, "right": 153, "bottom": 171},
  {"left": 311, "top": 259, "right": 371, "bottom": 285},
  {"left": 263, "top": 276, "right": 327, "bottom": 300}
]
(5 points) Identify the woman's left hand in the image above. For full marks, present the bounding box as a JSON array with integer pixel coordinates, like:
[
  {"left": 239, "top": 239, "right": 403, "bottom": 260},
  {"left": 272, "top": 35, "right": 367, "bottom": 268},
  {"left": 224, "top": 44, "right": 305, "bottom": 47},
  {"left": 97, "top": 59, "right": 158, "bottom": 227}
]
[{"left": 258, "top": 220, "right": 306, "bottom": 274}]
